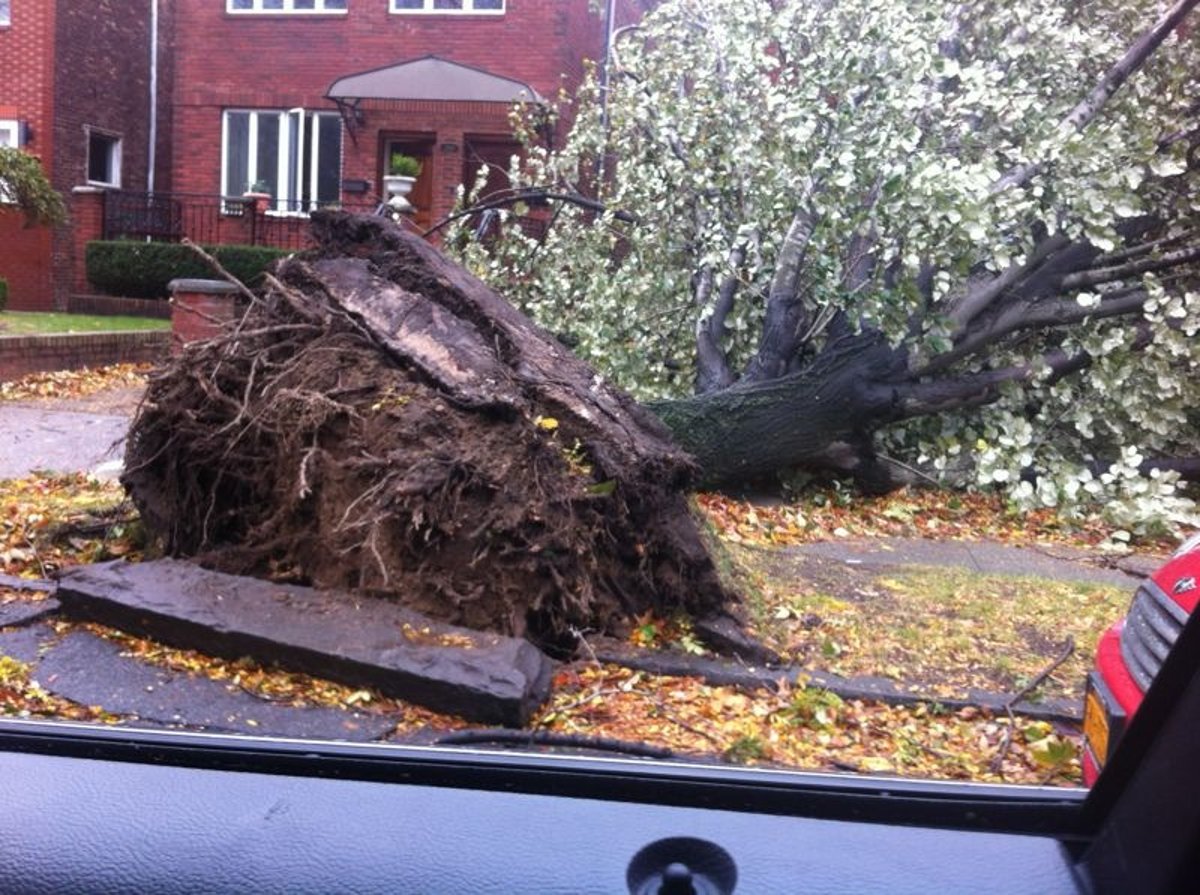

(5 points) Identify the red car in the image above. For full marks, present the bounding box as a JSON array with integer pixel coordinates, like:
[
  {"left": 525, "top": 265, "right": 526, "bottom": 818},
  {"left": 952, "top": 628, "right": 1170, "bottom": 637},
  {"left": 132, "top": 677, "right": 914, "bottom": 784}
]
[{"left": 1083, "top": 534, "right": 1200, "bottom": 785}]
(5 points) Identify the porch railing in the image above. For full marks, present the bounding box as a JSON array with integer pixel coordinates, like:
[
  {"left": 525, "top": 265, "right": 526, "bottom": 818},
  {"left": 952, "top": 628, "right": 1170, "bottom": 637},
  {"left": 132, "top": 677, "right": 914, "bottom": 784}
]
[
  {"left": 101, "top": 190, "right": 551, "bottom": 253},
  {"left": 102, "top": 190, "right": 380, "bottom": 252}
]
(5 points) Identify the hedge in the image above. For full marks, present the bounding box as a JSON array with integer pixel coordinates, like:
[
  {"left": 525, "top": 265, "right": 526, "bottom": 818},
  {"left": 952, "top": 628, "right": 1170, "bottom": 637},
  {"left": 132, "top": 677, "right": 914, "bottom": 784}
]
[
  {"left": 0, "top": 277, "right": 8, "bottom": 312},
  {"left": 85, "top": 241, "right": 290, "bottom": 299}
]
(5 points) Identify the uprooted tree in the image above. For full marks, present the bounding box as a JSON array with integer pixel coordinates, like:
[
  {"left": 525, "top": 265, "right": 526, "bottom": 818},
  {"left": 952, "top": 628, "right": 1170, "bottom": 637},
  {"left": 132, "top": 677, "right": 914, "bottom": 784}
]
[
  {"left": 122, "top": 214, "right": 736, "bottom": 653},
  {"left": 453, "top": 0, "right": 1200, "bottom": 532}
]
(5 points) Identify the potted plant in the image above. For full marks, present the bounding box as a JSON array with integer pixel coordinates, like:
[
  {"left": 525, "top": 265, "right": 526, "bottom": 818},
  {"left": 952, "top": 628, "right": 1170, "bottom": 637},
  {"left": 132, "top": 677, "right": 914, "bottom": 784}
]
[
  {"left": 242, "top": 180, "right": 272, "bottom": 214},
  {"left": 382, "top": 153, "right": 422, "bottom": 211}
]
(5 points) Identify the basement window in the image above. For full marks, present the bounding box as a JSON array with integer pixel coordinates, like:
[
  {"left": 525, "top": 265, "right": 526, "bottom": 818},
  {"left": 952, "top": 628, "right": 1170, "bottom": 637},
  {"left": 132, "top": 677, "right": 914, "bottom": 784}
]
[
  {"left": 391, "top": 0, "right": 505, "bottom": 14},
  {"left": 227, "top": 0, "right": 348, "bottom": 13},
  {"left": 86, "top": 131, "right": 122, "bottom": 187}
]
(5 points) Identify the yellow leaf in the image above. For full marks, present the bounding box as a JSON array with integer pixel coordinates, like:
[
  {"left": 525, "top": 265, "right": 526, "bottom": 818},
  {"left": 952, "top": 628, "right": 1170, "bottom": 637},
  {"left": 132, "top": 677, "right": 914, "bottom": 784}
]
[
  {"left": 536, "top": 416, "right": 559, "bottom": 431},
  {"left": 860, "top": 756, "right": 894, "bottom": 772}
]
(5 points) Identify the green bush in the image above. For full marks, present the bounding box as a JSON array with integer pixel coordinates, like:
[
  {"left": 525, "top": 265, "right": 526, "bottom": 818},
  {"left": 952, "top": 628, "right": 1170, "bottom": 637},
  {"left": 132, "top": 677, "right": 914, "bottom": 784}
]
[
  {"left": 85, "top": 241, "right": 290, "bottom": 299},
  {"left": 0, "top": 277, "right": 8, "bottom": 312}
]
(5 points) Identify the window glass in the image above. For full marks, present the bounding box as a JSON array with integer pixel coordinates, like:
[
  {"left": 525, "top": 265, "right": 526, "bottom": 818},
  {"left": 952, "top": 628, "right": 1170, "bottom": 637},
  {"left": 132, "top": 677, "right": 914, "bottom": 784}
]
[
  {"left": 222, "top": 109, "right": 341, "bottom": 212},
  {"left": 0, "top": 0, "right": 10, "bottom": 27},
  {"left": 86, "top": 132, "right": 120, "bottom": 186},
  {"left": 0, "top": 119, "right": 17, "bottom": 205},
  {"left": 227, "top": 0, "right": 347, "bottom": 12},
  {"left": 223, "top": 111, "right": 250, "bottom": 196},
  {"left": 392, "top": 0, "right": 505, "bottom": 13},
  {"left": 315, "top": 113, "right": 342, "bottom": 206},
  {"left": 255, "top": 113, "right": 280, "bottom": 198}
]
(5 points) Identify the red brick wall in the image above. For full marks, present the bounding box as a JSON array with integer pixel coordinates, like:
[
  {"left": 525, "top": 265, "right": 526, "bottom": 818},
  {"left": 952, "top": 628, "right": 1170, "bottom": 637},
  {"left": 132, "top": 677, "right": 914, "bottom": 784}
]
[
  {"left": 0, "top": 331, "right": 168, "bottom": 382},
  {"left": 50, "top": 0, "right": 158, "bottom": 309},
  {"left": 0, "top": 0, "right": 56, "bottom": 309},
  {"left": 169, "top": 285, "right": 243, "bottom": 352},
  {"left": 169, "top": 0, "right": 611, "bottom": 225},
  {"left": 0, "top": 222, "right": 53, "bottom": 311}
]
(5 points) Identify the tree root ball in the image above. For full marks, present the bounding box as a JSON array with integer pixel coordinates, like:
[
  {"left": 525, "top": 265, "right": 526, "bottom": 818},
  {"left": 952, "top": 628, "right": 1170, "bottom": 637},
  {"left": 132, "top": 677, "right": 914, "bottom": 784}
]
[{"left": 122, "top": 213, "right": 737, "bottom": 654}]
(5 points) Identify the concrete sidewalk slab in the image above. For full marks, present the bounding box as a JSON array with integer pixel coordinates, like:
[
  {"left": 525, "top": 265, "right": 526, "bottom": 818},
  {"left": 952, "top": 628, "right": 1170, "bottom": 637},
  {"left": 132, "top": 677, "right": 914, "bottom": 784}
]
[
  {"left": 0, "top": 405, "right": 129, "bottom": 478},
  {"left": 793, "top": 537, "right": 1155, "bottom": 586}
]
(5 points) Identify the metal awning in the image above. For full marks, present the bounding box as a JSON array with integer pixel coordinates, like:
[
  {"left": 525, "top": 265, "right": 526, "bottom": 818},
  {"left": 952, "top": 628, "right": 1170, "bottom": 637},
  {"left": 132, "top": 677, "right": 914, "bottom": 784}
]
[{"left": 326, "top": 55, "right": 543, "bottom": 105}]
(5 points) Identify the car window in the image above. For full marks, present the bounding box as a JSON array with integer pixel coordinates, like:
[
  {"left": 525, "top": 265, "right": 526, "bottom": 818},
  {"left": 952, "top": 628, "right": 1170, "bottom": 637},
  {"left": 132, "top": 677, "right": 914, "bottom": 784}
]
[{"left": 2, "top": 0, "right": 1198, "bottom": 795}]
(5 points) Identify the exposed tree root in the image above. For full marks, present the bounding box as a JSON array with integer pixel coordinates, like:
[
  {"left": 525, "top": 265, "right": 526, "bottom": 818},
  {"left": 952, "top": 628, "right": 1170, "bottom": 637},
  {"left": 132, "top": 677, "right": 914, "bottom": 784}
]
[{"left": 123, "top": 212, "right": 737, "bottom": 655}]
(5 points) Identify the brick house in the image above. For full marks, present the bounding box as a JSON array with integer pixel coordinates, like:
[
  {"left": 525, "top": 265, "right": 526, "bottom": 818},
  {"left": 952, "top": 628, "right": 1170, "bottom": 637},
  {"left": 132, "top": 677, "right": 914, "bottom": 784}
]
[
  {"left": 1, "top": 0, "right": 650, "bottom": 311},
  {"left": 0, "top": 0, "right": 169, "bottom": 310}
]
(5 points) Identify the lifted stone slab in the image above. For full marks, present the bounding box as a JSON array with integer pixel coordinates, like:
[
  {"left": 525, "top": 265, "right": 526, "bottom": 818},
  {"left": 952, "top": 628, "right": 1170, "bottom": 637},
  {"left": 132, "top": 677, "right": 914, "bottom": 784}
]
[
  {"left": 0, "top": 576, "right": 60, "bottom": 629},
  {"left": 56, "top": 560, "right": 554, "bottom": 726}
]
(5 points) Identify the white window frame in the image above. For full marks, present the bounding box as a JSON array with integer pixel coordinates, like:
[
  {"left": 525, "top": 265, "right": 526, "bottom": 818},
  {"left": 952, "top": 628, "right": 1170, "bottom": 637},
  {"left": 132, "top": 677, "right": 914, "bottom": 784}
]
[
  {"left": 0, "top": 119, "right": 18, "bottom": 205},
  {"left": 0, "top": 119, "right": 20, "bottom": 148},
  {"left": 226, "top": 0, "right": 348, "bottom": 14},
  {"left": 0, "top": 0, "right": 11, "bottom": 27},
  {"left": 86, "top": 129, "right": 122, "bottom": 188},
  {"left": 390, "top": 0, "right": 505, "bottom": 15},
  {"left": 220, "top": 108, "right": 342, "bottom": 215}
]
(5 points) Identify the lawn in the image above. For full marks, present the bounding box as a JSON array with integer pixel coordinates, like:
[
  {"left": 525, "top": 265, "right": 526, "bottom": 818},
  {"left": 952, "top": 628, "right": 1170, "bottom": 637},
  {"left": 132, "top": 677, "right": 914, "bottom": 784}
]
[{"left": 0, "top": 311, "right": 169, "bottom": 335}]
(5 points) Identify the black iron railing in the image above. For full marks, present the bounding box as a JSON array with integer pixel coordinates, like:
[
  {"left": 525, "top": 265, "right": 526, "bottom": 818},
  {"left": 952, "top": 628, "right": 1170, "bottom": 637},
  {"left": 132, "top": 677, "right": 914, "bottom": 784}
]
[{"left": 101, "top": 191, "right": 379, "bottom": 252}]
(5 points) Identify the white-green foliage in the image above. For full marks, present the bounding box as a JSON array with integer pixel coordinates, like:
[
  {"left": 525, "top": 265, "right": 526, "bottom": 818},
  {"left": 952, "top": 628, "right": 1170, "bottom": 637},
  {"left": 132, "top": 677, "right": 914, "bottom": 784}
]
[{"left": 453, "top": 0, "right": 1200, "bottom": 532}]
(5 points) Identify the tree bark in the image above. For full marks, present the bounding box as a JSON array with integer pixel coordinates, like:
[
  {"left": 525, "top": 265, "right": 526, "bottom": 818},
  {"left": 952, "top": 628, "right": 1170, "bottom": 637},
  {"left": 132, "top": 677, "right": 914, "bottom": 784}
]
[{"left": 653, "top": 330, "right": 906, "bottom": 488}]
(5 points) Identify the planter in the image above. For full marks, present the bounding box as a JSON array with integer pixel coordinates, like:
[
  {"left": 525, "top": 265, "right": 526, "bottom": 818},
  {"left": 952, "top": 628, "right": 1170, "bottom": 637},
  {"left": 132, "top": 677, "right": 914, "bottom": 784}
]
[
  {"left": 382, "top": 175, "right": 417, "bottom": 212},
  {"left": 242, "top": 192, "right": 271, "bottom": 214}
]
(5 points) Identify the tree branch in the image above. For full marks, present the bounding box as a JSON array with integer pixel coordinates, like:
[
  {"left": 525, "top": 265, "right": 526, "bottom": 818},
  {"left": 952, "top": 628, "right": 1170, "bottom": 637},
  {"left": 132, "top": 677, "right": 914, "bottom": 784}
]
[
  {"left": 1060, "top": 241, "right": 1200, "bottom": 290},
  {"left": 896, "top": 348, "right": 1092, "bottom": 418},
  {"left": 920, "top": 286, "right": 1148, "bottom": 376},
  {"left": 694, "top": 243, "right": 748, "bottom": 394},
  {"left": 1093, "top": 227, "right": 1197, "bottom": 265},
  {"left": 948, "top": 234, "right": 1072, "bottom": 327},
  {"left": 424, "top": 188, "right": 636, "bottom": 238},
  {"left": 743, "top": 205, "right": 818, "bottom": 382},
  {"left": 990, "top": 0, "right": 1200, "bottom": 195}
]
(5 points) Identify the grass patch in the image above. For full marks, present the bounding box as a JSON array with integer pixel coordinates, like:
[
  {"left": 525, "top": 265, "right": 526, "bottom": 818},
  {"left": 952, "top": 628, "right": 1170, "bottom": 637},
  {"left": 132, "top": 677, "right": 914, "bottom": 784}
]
[
  {"left": 0, "top": 311, "right": 169, "bottom": 336},
  {"left": 731, "top": 544, "right": 1129, "bottom": 704}
]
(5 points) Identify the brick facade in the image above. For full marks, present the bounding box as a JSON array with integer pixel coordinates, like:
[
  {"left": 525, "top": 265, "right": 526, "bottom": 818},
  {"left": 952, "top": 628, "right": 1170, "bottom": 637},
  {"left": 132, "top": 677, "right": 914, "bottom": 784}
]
[
  {"left": 168, "top": 0, "right": 644, "bottom": 228},
  {"left": 0, "top": 0, "right": 163, "bottom": 311},
  {"left": 2, "top": 1, "right": 652, "bottom": 312},
  {"left": 0, "top": 0, "right": 56, "bottom": 310}
]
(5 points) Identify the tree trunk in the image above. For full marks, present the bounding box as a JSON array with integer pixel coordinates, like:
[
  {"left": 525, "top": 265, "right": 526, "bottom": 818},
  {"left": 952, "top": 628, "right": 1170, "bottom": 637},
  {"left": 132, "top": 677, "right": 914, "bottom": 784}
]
[{"left": 652, "top": 328, "right": 908, "bottom": 490}]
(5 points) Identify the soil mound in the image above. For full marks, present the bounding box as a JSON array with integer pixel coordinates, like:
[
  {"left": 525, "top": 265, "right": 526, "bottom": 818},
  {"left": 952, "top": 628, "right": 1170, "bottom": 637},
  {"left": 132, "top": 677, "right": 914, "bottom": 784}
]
[{"left": 123, "top": 213, "right": 736, "bottom": 653}]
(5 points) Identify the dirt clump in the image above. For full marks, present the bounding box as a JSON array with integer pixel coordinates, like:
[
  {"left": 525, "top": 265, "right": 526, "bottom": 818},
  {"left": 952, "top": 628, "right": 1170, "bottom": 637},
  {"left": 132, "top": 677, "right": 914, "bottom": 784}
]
[{"left": 122, "top": 213, "right": 736, "bottom": 654}]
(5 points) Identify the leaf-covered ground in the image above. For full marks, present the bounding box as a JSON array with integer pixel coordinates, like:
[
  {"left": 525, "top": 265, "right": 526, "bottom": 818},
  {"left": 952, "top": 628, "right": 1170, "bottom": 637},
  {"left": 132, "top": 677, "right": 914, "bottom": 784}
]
[
  {"left": 722, "top": 547, "right": 1128, "bottom": 705},
  {"left": 0, "top": 365, "right": 1172, "bottom": 787}
]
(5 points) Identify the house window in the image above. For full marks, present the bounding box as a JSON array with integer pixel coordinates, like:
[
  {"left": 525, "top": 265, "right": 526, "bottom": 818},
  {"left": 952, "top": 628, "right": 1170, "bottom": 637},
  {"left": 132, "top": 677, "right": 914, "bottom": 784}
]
[
  {"left": 0, "top": 0, "right": 10, "bottom": 27},
  {"left": 0, "top": 119, "right": 17, "bottom": 205},
  {"left": 227, "top": 0, "right": 348, "bottom": 13},
  {"left": 222, "top": 109, "right": 342, "bottom": 213},
  {"left": 87, "top": 131, "right": 122, "bottom": 187},
  {"left": 391, "top": 0, "right": 505, "bottom": 14}
]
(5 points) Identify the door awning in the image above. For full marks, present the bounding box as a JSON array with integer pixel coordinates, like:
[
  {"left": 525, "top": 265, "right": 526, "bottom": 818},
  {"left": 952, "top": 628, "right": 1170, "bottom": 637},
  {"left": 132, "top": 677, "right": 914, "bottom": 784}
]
[{"left": 326, "top": 55, "right": 543, "bottom": 104}]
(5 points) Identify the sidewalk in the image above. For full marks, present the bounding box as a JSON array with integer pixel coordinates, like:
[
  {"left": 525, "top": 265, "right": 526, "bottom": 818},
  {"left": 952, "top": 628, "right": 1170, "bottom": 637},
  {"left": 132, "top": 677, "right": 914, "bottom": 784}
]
[{"left": 0, "top": 385, "right": 140, "bottom": 479}]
